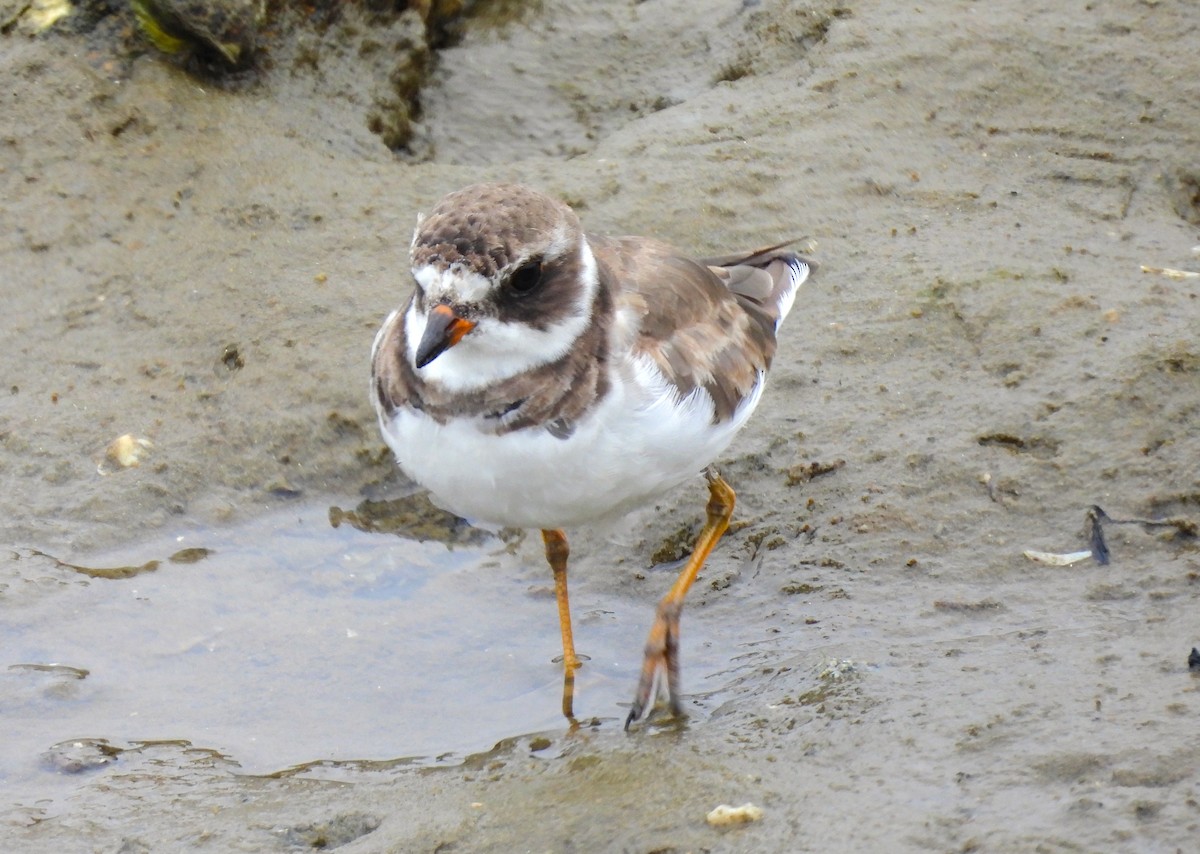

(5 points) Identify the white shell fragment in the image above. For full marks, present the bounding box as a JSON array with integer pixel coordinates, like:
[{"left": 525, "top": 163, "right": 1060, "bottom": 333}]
[
  {"left": 99, "top": 434, "right": 153, "bottom": 474},
  {"left": 1140, "top": 265, "right": 1200, "bottom": 280},
  {"left": 706, "top": 803, "right": 764, "bottom": 826},
  {"left": 1022, "top": 549, "right": 1093, "bottom": 566}
]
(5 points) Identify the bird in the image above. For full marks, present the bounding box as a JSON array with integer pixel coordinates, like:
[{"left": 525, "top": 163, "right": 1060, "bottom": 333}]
[{"left": 370, "top": 182, "right": 812, "bottom": 727}]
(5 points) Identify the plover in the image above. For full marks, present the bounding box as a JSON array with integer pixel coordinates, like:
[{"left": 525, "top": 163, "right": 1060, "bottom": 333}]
[{"left": 371, "top": 183, "right": 812, "bottom": 727}]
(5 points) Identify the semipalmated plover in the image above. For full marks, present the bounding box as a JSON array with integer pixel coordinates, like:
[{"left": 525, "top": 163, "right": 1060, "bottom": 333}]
[{"left": 371, "top": 183, "right": 812, "bottom": 727}]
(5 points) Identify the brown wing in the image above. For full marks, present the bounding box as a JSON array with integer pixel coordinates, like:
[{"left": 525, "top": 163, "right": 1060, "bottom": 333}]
[{"left": 589, "top": 234, "right": 805, "bottom": 423}]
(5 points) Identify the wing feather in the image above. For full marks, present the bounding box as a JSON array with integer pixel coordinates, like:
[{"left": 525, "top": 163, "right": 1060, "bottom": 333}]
[{"left": 589, "top": 235, "right": 809, "bottom": 423}]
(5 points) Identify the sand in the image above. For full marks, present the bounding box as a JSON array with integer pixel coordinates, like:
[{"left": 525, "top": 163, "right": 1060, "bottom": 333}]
[{"left": 3, "top": 0, "right": 1198, "bottom": 849}]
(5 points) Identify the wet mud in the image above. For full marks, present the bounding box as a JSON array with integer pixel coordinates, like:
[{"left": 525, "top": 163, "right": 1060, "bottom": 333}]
[{"left": 3, "top": 0, "right": 1199, "bottom": 850}]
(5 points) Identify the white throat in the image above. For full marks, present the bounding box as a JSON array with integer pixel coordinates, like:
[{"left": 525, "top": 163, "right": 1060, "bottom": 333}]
[{"left": 406, "top": 239, "right": 600, "bottom": 394}]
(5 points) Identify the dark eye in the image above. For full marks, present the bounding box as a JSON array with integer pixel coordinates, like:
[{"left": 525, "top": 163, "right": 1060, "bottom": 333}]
[{"left": 507, "top": 259, "right": 544, "bottom": 294}]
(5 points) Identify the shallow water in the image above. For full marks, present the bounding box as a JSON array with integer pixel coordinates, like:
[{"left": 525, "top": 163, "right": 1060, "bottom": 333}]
[{"left": 1, "top": 503, "right": 758, "bottom": 816}]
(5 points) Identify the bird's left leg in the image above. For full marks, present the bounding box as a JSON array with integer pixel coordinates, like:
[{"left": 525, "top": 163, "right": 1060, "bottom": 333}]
[
  {"left": 541, "top": 528, "right": 582, "bottom": 721},
  {"left": 626, "top": 467, "right": 735, "bottom": 729}
]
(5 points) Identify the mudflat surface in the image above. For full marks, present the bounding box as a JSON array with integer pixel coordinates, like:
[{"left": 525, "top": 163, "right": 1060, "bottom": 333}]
[{"left": 3, "top": 0, "right": 1199, "bottom": 851}]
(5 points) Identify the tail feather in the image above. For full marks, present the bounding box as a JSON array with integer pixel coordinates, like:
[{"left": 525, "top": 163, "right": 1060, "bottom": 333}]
[
  {"left": 700, "top": 238, "right": 818, "bottom": 269},
  {"left": 707, "top": 241, "right": 813, "bottom": 329},
  {"left": 768, "top": 254, "right": 810, "bottom": 326}
]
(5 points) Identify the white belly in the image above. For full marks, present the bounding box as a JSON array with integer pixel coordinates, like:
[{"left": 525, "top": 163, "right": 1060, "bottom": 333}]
[{"left": 379, "top": 362, "right": 763, "bottom": 530}]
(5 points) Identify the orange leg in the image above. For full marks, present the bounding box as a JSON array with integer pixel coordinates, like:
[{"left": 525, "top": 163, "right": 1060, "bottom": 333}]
[
  {"left": 626, "top": 468, "right": 735, "bottom": 729},
  {"left": 542, "top": 528, "right": 582, "bottom": 720}
]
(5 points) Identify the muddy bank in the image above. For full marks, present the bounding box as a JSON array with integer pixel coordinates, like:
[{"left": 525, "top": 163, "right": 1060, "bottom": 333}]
[{"left": 3, "top": 0, "right": 1199, "bottom": 850}]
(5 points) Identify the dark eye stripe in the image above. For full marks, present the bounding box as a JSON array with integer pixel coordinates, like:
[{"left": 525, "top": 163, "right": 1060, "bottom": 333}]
[
  {"left": 494, "top": 254, "right": 582, "bottom": 331},
  {"left": 508, "top": 259, "right": 544, "bottom": 294}
]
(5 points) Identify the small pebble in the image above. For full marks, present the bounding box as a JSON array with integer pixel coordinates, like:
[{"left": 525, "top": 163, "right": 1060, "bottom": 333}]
[
  {"left": 105, "top": 434, "right": 152, "bottom": 469},
  {"left": 706, "top": 803, "right": 764, "bottom": 826}
]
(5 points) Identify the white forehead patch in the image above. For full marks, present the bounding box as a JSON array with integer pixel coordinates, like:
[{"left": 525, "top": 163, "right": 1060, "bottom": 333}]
[{"left": 413, "top": 263, "right": 493, "bottom": 303}]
